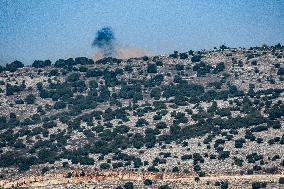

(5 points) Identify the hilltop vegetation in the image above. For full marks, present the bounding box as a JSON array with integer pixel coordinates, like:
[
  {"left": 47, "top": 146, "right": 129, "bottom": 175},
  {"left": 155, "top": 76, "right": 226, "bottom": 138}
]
[{"left": 0, "top": 44, "right": 284, "bottom": 188}]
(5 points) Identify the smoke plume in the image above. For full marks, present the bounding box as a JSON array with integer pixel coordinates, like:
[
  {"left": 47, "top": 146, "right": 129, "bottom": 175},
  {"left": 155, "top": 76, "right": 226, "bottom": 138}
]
[
  {"left": 92, "top": 26, "right": 152, "bottom": 60},
  {"left": 94, "top": 47, "right": 152, "bottom": 60},
  {"left": 92, "top": 27, "right": 116, "bottom": 57}
]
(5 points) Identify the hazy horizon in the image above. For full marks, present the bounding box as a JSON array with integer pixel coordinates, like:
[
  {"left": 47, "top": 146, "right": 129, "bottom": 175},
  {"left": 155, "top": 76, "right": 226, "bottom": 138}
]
[{"left": 1, "top": 0, "right": 283, "bottom": 65}]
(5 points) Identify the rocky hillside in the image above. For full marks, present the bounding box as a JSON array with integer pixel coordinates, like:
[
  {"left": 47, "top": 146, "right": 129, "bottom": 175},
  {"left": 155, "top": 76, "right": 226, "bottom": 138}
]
[{"left": 0, "top": 44, "right": 284, "bottom": 189}]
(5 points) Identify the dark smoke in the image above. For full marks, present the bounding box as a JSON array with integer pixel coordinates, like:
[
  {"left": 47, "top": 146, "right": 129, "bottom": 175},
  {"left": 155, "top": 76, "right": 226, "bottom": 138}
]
[{"left": 92, "top": 27, "right": 116, "bottom": 57}]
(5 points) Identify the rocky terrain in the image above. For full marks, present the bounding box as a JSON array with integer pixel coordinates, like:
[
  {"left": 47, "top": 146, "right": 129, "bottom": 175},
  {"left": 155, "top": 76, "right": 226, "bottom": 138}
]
[{"left": 0, "top": 44, "right": 284, "bottom": 188}]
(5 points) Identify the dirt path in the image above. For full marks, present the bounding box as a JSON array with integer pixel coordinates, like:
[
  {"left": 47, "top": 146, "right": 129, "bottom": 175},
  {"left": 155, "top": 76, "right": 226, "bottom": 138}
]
[{"left": 0, "top": 171, "right": 283, "bottom": 188}]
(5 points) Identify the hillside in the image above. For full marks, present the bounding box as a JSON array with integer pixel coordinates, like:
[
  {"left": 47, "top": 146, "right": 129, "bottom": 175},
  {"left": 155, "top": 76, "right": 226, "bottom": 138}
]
[{"left": 0, "top": 45, "right": 284, "bottom": 189}]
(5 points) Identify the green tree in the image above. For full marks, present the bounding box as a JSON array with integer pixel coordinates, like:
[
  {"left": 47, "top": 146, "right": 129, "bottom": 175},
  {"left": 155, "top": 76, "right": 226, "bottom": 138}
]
[
  {"left": 212, "top": 62, "right": 225, "bottom": 74},
  {"left": 150, "top": 87, "right": 161, "bottom": 100},
  {"left": 252, "top": 182, "right": 267, "bottom": 189},
  {"left": 279, "top": 177, "right": 284, "bottom": 184},
  {"left": 67, "top": 73, "right": 80, "bottom": 82},
  {"left": 41, "top": 167, "right": 49, "bottom": 174},
  {"left": 89, "top": 80, "right": 99, "bottom": 88},
  {"left": 124, "top": 182, "right": 134, "bottom": 189},
  {"left": 6, "top": 60, "right": 24, "bottom": 72},
  {"left": 124, "top": 65, "right": 133, "bottom": 72},
  {"left": 158, "top": 185, "right": 171, "bottom": 189},
  {"left": 191, "top": 55, "right": 201, "bottom": 62},
  {"left": 144, "top": 179, "right": 153, "bottom": 186},
  {"left": 179, "top": 53, "right": 188, "bottom": 59},
  {"left": 147, "top": 64, "right": 157, "bottom": 73},
  {"left": 100, "top": 163, "right": 110, "bottom": 170},
  {"left": 54, "top": 101, "right": 66, "bottom": 109},
  {"left": 136, "top": 118, "right": 148, "bottom": 127},
  {"left": 25, "top": 94, "right": 36, "bottom": 104},
  {"left": 32, "top": 60, "right": 51, "bottom": 68}
]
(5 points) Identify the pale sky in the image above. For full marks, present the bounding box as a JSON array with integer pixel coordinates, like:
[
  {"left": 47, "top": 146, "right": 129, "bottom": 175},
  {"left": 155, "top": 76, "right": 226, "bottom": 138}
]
[{"left": 0, "top": 0, "right": 283, "bottom": 64}]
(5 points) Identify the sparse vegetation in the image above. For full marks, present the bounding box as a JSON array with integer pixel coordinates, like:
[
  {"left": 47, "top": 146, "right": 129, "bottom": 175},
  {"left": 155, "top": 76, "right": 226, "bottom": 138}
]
[{"left": 0, "top": 45, "right": 283, "bottom": 188}]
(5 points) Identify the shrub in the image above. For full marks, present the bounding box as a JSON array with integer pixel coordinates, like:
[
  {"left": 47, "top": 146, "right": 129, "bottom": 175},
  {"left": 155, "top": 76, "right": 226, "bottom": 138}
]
[
  {"left": 277, "top": 67, "right": 284, "bottom": 76},
  {"left": 156, "top": 122, "right": 167, "bottom": 129},
  {"left": 191, "top": 55, "right": 202, "bottom": 62},
  {"left": 15, "top": 99, "right": 24, "bottom": 104},
  {"left": 89, "top": 80, "right": 99, "bottom": 89},
  {"left": 256, "top": 138, "right": 263, "bottom": 144},
  {"left": 179, "top": 53, "right": 188, "bottom": 59},
  {"left": 156, "top": 61, "right": 163, "bottom": 66},
  {"left": 25, "top": 94, "right": 36, "bottom": 104},
  {"left": 169, "top": 51, "right": 178, "bottom": 58},
  {"left": 143, "top": 56, "right": 149, "bottom": 61},
  {"left": 245, "top": 131, "right": 256, "bottom": 141},
  {"left": 49, "top": 69, "right": 59, "bottom": 76},
  {"left": 124, "top": 65, "right": 133, "bottom": 72},
  {"left": 79, "top": 66, "right": 88, "bottom": 72},
  {"left": 234, "top": 157, "right": 243, "bottom": 167},
  {"left": 198, "top": 171, "right": 206, "bottom": 177},
  {"left": 212, "top": 62, "right": 225, "bottom": 74},
  {"left": 112, "top": 162, "right": 124, "bottom": 169},
  {"left": 32, "top": 60, "right": 51, "bottom": 68},
  {"left": 193, "top": 62, "right": 212, "bottom": 76},
  {"left": 80, "top": 157, "right": 94, "bottom": 165},
  {"left": 148, "top": 166, "right": 159, "bottom": 172},
  {"left": 6, "top": 83, "right": 24, "bottom": 96},
  {"left": 251, "top": 60, "right": 257, "bottom": 65},
  {"left": 264, "top": 166, "right": 278, "bottom": 174},
  {"left": 100, "top": 163, "right": 110, "bottom": 170},
  {"left": 251, "top": 125, "right": 268, "bottom": 132},
  {"left": 147, "top": 64, "right": 157, "bottom": 73},
  {"left": 54, "top": 101, "right": 66, "bottom": 109},
  {"left": 172, "top": 166, "right": 179, "bottom": 172},
  {"left": 153, "top": 114, "right": 162, "bottom": 120},
  {"left": 252, "top": 181, "right": 267, "bottom": 189},
  {"left": 181, "top": 154, "right": 192, "bottom": 160},
  {"left": 268, "top": 120, "right": 281, "bottom": 129},
  {"left": 66, "top": 172, "right": 72, "bottom": 178},
  {"left": 0, "top": 65, "right": 5, "bottom": 73},
  {"left": 220, "top": 181, "right": 229, "bottom": 189},
  {"left": 43, "top": 121, "right": 57, "bottom": 129},
  {"left": 219, "top": 151, "right": 230, "bottom": 160},
  {"left": 86, "top": 69, "right": 103, "bottom": 77},
  {"left": 158, "top": 185, "right": 171, "bottom": 189},
  {"left": 193, "top": 153, "right": 204, "bottom": 163},
  {"left": 151, "top": 87, "right": 161, "bottom": 99},
  {"left": 41, "top": 167, "right": 49, "bottom": 174},
  {"left": 194, "top": 164, "right": 201, "bottom": 172},
  {"left": 246, "top": 153, "right": 263, "bottom": 163},
  {"left": 75, "top": 57, "right": 94, "bottom": 65},
  {"left": 216, "top": 108, "right": 231, "bottom": 117},
  {"left": 136, "top": 118, "right": 148, "bottom": 127},
  {"left": 123, "top": 182, "right": 134, "bottom": 189},
  {"left": 67, "top": 73, "right": 80, "bottom": 82},
  {"left": 235, "top": 138, "right": 245, "bottom": 148},
  {"left": 272, "top": 155, "right": 280, "bottom": 161},
  {"left": 175, "top": 64, "right": 184, "bottom": 70},
  {"left": 144, "top": 179, "right": 153, "bottom": 186},
  {"left": 253, "top": 165, "right": 262, "bottom": 171}
]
